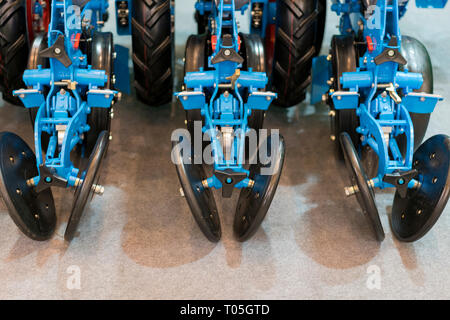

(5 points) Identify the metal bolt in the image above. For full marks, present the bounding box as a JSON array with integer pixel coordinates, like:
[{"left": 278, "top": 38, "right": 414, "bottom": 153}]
[
  {"left": 179, "top": 187, "right": 185, "bottom": 197},
  {"left": 113, "top": 52, "right": 117, "bottom": 59},
  {"left": 26, "top": 178, "right": 35, "bottom": 187},
  {"left": 224, "top": 49, "right": 231, "bottom": 56},
  {"left": 387, "top": 49, "right": 395, "bottom": 57},
  {"left": 430, "top": 152, "right": 436, "bottom": 160},
  {"left": 330, "top": 135, "right": 336, "bottom": 141},
  {"left": 92, "top": 184, "right": 105, "bottom": 195},
  {"left": 344, "top": 185, "right": 359, "bottom": 197},
  {"left": 109, "top": 135, "right": 113, "bottom": 141},
  {"left": 54, "top": 47, "right": 61, "bottom": 55},
  {"left": 322, "top": 94, "right": 328, "bottom": 102},
  {"left": 417, "top": 209, "right": 422, "bottom": 215},
  {"left": 329, "top": 110, "right": 336, "bottom": 117},
  {"left": 432, "top": 177, "right": 438, "bottom": 184},
  {"left": 326, "top": 54, "right": 332, "bottom": 61}
]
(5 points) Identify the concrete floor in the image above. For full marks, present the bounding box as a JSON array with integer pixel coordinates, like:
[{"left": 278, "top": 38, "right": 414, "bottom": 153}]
[{"left": 1, "top": 2, "right": 450, "bottom": 300}]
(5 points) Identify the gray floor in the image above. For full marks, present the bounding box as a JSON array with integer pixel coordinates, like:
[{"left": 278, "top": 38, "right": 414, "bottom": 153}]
[{"left": 1, "top": 2, "right": 450, "bottom": 300}]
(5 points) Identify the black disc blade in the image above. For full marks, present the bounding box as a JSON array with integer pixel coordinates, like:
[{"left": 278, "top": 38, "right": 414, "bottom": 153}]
[
  {"left": 173, "top": 139, "right": 221, "bottom": 242},
  {"left": 340, "top": 132, "right": 385, "bottom": 241},
  {"left": 65, "top": 131, "right": 109, "bottom": 241},
  {"left": 234, "top": 134, "right": 286, "bottom": 242},
  {"left": 391, "top": 134, "right": 450, "bottom": 242},
  {"left": 0, "top": 132, "right": 56, "bottom": 240}
]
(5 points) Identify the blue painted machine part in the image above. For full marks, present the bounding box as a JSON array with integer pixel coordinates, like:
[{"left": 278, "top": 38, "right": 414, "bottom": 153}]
[
  {"left": 416, "top": 0, "right": 448, "bottom": 7},
  {"left": 311, "top": 0, "right": 446, "bottom": 192},
  {"left": 13, "top": 0, "right": 118, "bottom": 189},
  {"left": 196, "top": 0, "right": 277, "bottom": 40},
  {"left": 177, "top": 0, "right": 277, "bottom": 191}
]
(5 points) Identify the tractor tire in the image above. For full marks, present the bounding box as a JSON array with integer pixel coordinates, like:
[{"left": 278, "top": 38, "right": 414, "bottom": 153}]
[
  {"left": 271, "top": 0, "right": 323, "bottom": 107},
  {"left": 315, "top": 0, "right": 326, "bottom": 55},
  {"left": 0, "top": 0, "right": 29, "bottom": 105},
  {"left": 131, "top": 0, "right": 173, "bottom": 106}
]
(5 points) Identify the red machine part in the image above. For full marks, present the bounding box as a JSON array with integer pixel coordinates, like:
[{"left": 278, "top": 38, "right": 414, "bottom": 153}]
[
  {"left": 72, "top": 33, "right": 81, "bottom": 50},
  {"left": 366, "top": 35, "right": 375, "bottom": 53}
]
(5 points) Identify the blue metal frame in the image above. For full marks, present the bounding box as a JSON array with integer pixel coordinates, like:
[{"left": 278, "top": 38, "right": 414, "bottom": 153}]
[
  {"left": 311, "top": 0, "right": 445, "bottom": 191},
  {"left": 195, "top": 0, "right": 277, "bottom": 39},
  {"left": 176, "top": 0, "right": 276, "bottom": 191},
  {"left": 13, "top": 0, "right": 117, "bottom": 189}
]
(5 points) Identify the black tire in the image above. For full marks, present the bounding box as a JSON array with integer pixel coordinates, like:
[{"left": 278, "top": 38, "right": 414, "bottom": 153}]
[
  {"left": 271, "top": 0, "right": 322, "bottom": 107},
  {"left": 184, "top": 34, "right": 207, "bottom": 137},
  {"left": 239, "top": 33, "right": 266, "bottom": 131},
  {"left": 131, "top": 0, "right": 173, "bottom": 106},
  {"left": 0, "top": 0, "right": 29, "bottom": 105},
  {"left": 28, "top": 34, "right": 50, "bottom": 150},
  {"left": 330, "top": 35, "right": 359, "bottom": 157},
  {"left": 398, "top": 36, "right": 433, "bottom": 151},
  {"left": 85, "top": 32, "right": 113, "bottom": 156}
]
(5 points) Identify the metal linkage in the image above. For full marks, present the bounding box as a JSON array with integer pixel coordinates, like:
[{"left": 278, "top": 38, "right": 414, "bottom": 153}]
[
  {"left": 310, "top": 0, "right": 450, "bottom": 242},
  {"left": 14, "top": 0, "right": 117, "bottom": 193},
  {"left": 195, "top": 0, "right": 277, "bottom": 39},
  {"left": 176, "top": 0, "right": 276, "bottom": 197},
  {"left": 314, "top": 0, "right": 445, "bottom": 195}
]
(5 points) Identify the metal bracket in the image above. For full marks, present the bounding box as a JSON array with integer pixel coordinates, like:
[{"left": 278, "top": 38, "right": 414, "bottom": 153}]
[
  {"left": 383, "top": 169, "right": 418, "bottom": 198},
  {"left": 34, "top": 165, "right": 68, "bottom": 192},
  {"left": 226, "top": 69, "right": 241, "bottom": 89},
  {"left": 215, "top": 169, "right": 248, "bottom": 198},
  {"left": 39, "top": 35, "right": 72, "bottom": 67},
  {"left": 374, "top": 36, "right": 407, "bottom": 66}
]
